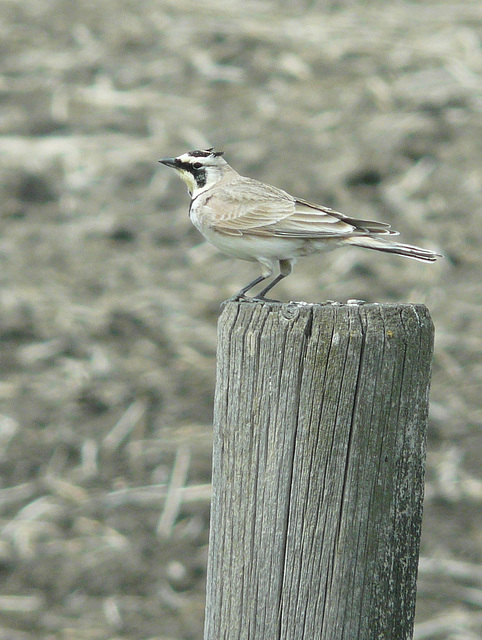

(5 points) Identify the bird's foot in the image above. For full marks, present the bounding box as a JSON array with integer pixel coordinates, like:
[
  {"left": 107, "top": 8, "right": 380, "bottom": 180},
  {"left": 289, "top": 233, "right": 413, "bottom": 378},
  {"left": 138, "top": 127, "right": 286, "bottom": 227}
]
[
  {"left": 221, "top": 293, "right": 282, "bottom": 306},
  {"left": 250, "top": 295, "right": 282, "bottom": 304},
  {"left": 221, "top": 293, "right": 249, "bottom": 306}
]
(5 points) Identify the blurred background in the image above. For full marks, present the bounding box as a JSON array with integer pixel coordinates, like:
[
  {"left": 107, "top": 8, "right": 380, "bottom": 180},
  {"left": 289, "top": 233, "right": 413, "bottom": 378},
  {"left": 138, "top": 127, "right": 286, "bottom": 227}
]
[{"left": 0, "top": 0, "right": 480, "bottom": 638}]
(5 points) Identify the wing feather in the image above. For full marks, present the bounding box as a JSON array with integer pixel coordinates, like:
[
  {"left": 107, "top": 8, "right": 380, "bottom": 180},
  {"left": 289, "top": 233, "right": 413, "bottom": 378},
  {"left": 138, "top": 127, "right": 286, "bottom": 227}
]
[{"left": 205, "top": 178, "right": 395, "bottom": 238}]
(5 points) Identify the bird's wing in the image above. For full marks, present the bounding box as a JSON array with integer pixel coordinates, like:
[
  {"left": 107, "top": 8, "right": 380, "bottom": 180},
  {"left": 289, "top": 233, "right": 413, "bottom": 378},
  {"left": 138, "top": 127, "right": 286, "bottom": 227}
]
[
  {"left": 207, "top": 179, "right": 394, "bottom": 238},
  {"left": 204, "top": 179, "right": 296, "bottom": 236},
  {"left": 275, "top": 198, "right": 395, "bottom": 237}
]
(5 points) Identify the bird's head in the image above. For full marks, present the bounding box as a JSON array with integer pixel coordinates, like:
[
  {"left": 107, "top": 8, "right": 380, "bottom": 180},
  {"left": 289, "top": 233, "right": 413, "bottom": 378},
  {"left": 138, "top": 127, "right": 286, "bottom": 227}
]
[{"left": 159, "top": 148, "right": 230, "bottom": 197}]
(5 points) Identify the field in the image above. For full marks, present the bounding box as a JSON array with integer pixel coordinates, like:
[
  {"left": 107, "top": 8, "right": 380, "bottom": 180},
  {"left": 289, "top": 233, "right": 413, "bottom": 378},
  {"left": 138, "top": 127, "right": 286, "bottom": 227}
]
[{"left": 0, "top": 1, "right": 481, "bottom": 638}]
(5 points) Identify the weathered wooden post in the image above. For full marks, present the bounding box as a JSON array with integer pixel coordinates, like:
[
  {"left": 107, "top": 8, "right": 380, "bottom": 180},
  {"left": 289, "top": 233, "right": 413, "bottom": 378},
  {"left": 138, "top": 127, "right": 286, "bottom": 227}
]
[{"left": 204, "top": 301, "right": 434, "bottom": 640}]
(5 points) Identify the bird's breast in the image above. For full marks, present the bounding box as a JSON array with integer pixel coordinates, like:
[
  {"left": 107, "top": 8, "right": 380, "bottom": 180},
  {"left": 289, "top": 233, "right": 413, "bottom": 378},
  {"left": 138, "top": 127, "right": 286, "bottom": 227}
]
[{"left": 189, "top": 195, "right": 216, "bottom": 234}]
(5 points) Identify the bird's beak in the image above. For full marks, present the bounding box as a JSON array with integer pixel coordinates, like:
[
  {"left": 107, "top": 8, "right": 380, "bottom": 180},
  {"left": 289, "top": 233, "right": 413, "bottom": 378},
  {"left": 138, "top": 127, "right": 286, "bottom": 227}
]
[{"left": 159, "top": 157, "right": 179, "bottom": 169}]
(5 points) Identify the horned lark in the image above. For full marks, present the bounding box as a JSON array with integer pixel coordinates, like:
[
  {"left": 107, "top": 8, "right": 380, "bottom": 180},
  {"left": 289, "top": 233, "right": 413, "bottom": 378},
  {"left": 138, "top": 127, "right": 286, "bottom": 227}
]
[{"left": 160, "top": 148, "right": 441, "bottom": 300}]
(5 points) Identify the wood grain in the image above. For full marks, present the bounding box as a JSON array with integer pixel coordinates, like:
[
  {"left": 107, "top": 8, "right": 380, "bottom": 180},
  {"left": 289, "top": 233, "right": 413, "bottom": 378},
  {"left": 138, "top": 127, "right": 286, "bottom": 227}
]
[{"left": 204, "top": 301, "right": 434, "bottom": 640}]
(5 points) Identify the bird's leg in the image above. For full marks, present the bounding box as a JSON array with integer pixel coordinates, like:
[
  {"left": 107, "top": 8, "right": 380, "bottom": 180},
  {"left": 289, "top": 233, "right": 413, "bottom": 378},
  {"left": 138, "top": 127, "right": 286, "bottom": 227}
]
[
  {"left": 253, "top": 273, "right": 287, "bottom": 302},
  {"left": 253, "top": 259, "right": 293, "bottom": 302},
  {"left": 222, "top": 275, "right": 268, "bottom": 304}
]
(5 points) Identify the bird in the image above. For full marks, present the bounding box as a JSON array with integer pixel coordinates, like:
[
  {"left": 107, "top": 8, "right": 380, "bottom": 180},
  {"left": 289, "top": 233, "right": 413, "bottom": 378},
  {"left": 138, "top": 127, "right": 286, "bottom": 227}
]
[{"left": 159, "top": 148, "right": 441, "bottom": 301}]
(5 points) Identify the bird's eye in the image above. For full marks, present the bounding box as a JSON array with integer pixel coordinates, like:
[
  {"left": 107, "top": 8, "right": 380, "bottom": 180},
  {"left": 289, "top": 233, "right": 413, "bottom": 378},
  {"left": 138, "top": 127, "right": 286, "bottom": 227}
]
[{"left": 192, "top": 162, "right": 203, "bottom": 170}]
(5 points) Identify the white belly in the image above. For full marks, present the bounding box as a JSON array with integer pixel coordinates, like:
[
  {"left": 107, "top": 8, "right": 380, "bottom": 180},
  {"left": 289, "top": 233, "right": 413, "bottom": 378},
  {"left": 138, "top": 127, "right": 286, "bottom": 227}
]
[
  {"left": 189, "top": 199, "right": 343, "bottom": 273},
  {"left": 199, "top": 224, "right": 307, "bottom": 262}
]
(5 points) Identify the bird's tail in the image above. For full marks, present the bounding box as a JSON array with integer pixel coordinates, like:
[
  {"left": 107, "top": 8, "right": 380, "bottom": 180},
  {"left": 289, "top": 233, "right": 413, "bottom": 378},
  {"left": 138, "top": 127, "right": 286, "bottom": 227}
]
[{"left": 345, "top": 236, "right": 442, "bottom": 263}]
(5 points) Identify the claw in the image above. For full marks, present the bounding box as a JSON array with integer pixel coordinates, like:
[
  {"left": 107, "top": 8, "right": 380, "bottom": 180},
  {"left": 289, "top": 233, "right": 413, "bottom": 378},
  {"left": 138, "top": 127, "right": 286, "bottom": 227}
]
[
  {"left": 221, "top": 293, "right": 248, "bottom": 306},
  {"left": 251, "top": 295, "right": 282, "bottom": 303}
]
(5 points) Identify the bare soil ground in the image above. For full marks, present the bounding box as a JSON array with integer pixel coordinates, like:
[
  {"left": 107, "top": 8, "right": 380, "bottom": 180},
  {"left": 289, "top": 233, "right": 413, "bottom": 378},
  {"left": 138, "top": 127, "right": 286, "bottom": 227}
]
[{"left": 0, "top": 1, "right": 481, "bottom": 638}]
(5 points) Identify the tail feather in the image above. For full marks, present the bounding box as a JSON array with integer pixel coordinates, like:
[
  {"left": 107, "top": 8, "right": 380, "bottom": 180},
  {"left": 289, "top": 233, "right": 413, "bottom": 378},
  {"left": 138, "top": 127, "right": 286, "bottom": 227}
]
[{"left": 345, "top": 236, "right": 442, "bottom": 263}]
